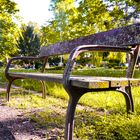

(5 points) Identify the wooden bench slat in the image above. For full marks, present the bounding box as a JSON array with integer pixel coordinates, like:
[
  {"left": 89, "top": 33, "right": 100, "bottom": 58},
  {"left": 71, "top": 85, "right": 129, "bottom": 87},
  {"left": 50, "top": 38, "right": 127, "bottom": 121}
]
[
  {"left": 72, "top": 77, "right": 140, "bottom": 88},
  {"left": 71, "top": 79, "right": 109, "bottom": 89},
  {"left": 9, "top": 72, "right": 140, "bottom": 88},
  {"left": 9, "top": 72, "right": 63, "bottom": 83},
  {"left": 129, "top": 79, "right": 140, "bottom": 86},
  {"left": 40, "top": 23, "right": 140, "bottom": 56}
]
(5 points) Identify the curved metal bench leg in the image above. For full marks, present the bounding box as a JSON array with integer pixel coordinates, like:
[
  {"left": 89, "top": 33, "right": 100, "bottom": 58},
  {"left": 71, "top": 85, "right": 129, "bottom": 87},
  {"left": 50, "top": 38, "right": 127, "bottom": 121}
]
[
  {"left": 65, "top": 95, "right": 82, "bottom": 140},
  {"left": 40, "top": 80, "right": 46, "bottom": 98},
  {"left": 6, "top": 79, "right": 15, "bottom": 101},
  {"left": 64, "top": 87, "right": 85, "bottom": 140},
  {"left": 117, "top": 86, "right": 134, "bottom": 113}
]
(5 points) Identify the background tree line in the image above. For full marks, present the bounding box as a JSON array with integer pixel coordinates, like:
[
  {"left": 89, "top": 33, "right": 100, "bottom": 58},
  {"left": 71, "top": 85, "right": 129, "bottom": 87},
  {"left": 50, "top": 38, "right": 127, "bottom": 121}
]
[{"left": 0, "top": 0, "right": 140, "bottom": 67}]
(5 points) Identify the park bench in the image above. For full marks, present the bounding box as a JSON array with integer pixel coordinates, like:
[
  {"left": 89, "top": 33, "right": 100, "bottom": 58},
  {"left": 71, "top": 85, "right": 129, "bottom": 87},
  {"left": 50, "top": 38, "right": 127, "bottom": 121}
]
[{"left": 5, "top": 23, "right": 140, "bottom": 140}]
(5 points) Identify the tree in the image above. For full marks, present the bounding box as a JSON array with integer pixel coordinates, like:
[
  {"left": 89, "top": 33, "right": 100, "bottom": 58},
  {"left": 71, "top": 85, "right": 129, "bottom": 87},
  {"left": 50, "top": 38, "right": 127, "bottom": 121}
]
[
  {"left": 43, "top": 0, "right": 140, "bottom": 44},
  {"left": 41, "top": 0, "right": 113, "bottom": 66},
  {"left": 103, "top": 0, "right": 140, "bottom": 65},
  {"left": 17, "top": 24, "right": 40, "bottom": 56},
  {"left": 41, "top": 0, "right": 140, "bottom": 66},
  {"left": 0, "top": 0, "right": 19, "bottom": 62},
  {"left": 103, "top": 0, "right": 140, "bottom": 26},
  {"left": 41, "top": 20, "right": 61, "bottom": 46},
  {"left": 41, "top": 0, "right": 80, "bottom": 46}
]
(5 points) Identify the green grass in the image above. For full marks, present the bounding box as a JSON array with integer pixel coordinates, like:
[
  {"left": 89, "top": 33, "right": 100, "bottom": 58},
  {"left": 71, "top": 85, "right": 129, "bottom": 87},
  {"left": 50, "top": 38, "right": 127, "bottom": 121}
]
[
  {"left": 72, "top": 68, "right": 140, "bottom": 78},
  {"left": 1, "top": 68, "right": 140, "bottom": 139},
  {"left": 45, "top": 67, "right": 140, "bottom": 78}
]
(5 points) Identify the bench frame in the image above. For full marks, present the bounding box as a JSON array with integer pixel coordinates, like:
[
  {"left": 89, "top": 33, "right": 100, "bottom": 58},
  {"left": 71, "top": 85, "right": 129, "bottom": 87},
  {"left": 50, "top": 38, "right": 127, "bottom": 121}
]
[
  {"left": 5, "top": 23, "right": 140, "bottom": 140},
  {"left": 63, "top": 44, "right": 139, "bottom": 139}
]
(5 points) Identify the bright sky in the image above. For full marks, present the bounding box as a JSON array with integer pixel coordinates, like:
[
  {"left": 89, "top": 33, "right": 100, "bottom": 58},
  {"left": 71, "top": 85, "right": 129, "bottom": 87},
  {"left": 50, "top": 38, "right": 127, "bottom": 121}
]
[{"left": 13, "top": 0, "right": 53, "bottom": 26}]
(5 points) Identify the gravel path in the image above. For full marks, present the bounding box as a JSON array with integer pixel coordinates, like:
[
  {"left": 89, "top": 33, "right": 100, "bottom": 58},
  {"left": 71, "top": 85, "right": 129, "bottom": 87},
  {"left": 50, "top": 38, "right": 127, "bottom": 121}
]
[{"left": 0, "top": 86, "right": 49, "bottom": 140}]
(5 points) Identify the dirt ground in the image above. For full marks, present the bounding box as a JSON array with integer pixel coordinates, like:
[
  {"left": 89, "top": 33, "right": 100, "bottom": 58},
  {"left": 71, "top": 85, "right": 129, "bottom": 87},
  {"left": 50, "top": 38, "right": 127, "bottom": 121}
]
[{"left": 0, "top": 85, "right": 55, "bottom": 140}]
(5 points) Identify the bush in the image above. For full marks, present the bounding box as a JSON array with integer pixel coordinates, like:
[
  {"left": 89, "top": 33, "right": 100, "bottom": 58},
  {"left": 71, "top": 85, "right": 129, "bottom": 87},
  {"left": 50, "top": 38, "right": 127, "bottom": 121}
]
[
  {"left": 74, "top": 65, "right": 84, "bottom": 70},
  {"left": 114, "top": 66, "right": 127, "bottom": 69},
  {"left": 45, "top": 66, "right": 64, "bottom": 71},
  {"left": 108, "top": 59, "right": 121, "bottom": 68}
]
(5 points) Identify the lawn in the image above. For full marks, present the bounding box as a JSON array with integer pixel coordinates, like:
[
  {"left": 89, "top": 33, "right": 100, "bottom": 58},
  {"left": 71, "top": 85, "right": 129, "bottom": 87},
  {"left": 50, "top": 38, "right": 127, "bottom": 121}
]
[{"left": 0, "top": 68, "right": 140, "bottom": 139}]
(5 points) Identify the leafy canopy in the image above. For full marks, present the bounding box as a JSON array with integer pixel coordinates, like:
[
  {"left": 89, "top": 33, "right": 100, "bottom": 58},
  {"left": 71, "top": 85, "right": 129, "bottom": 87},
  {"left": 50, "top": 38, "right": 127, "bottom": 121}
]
[
  {"left": 0, "top": 0, "right": 19, "bottom": 61},
  {"left": 40, "top": 0, "right": 140, "bottom": 65}
]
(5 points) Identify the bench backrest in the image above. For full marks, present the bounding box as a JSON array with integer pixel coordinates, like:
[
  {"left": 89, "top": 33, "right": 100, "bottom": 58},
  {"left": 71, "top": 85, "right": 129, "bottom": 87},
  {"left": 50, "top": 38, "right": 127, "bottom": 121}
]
[{"left": 40, "top": 23, "right": 140, "bottom": 57}]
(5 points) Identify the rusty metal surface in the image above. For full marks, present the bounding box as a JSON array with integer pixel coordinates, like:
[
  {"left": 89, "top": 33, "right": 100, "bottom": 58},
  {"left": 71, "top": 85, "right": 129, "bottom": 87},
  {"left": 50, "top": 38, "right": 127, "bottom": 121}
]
[{"left": 40, "top": 23, "right": 140, "bottom": 56}]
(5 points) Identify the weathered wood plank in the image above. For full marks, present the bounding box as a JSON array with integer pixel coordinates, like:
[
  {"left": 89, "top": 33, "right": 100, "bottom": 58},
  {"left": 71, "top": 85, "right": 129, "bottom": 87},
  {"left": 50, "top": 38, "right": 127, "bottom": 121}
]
[
  {"left": 71, "top": 76, "right": 140, "bottom": 88},
  {"left": 9, "top": 73, "right": 63, "bottom": 83},
  {"left": 9, "top": 73, "right": 140, "bottom": 88},
  {"left": 71, "top": 78, "right": 109, "bottom": 89},
  {"left": 129, "top": 79, "right": 140, "bottom": 86},
  {"left": 40, "top": 23, "right": 140, "bottom": 56}
]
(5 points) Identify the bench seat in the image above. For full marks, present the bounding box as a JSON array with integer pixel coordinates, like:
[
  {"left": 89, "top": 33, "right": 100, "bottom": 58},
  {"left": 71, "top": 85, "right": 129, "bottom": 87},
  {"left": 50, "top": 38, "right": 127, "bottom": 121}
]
[{"left": 8, "top": 72, "right": 140, "bottom": 89}]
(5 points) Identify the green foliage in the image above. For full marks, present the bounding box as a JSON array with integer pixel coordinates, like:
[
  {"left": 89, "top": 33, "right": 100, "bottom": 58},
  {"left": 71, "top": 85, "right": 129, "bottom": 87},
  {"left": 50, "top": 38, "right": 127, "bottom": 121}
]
[
  {"left": 40, "top": 21, "right": 61, "bottom": 46},
  {"left": 75, "top": 52, "right": 103, "bottom": 67},
  {"left": 108, "top": 52, "right": 126, "bottom": 63},
  {"left": 42, "top": 0, "right": 140, "bottom": 46},
  {"left": 76, "top": 53, "right": 91, "bottom": 66},
  {"left": 74, "top": 111, "right": 140, "bottom": 140},
  {"left": 17, "top": 24, "right": 41, "bottom": 56},
  {"left": 103, "top": 0, "right": 140, "bottom": 26},
  {"left": 0, "top": 0, "right": 19, "bottom": 61},
  {"left": 42, "top": 0, "right": 114, "bottom": 46},
  {"left": 41, "top": 0, "right": 139, "bottom": 64},
  {"left": 0, "top": 0, "right": 18, "bottom": 15},
  {"left": 91, "top": 52, "right": 103, "bottom": 67},
  {"left": 107, "top": 52, "right": 126, "bottom": 68}
]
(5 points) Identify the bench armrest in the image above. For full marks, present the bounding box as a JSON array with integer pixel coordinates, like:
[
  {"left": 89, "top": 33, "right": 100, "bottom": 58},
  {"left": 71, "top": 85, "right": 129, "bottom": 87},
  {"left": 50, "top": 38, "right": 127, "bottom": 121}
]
[
  {"left": 63, "top": 44, "right": 132, "bottom": 87},
  {"left": 5, "top": 56, "right": 45, "bottom": 79}
]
